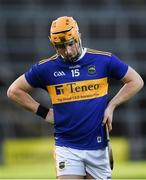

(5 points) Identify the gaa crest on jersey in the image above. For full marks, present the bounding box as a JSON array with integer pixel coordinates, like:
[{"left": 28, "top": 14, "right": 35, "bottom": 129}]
[
  {"left": 88, "top": 65, "right": 96, "bottom": 75},
  {"left": 54, "top": 71, "right": 66, "bottom": 77}
]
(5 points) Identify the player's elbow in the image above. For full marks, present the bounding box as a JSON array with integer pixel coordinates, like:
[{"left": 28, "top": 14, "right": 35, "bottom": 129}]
[
  {"left": 125, "top": 74, "right": 144, "bottom": 96},
  {"left": 124, "top": 67, "right": 144, "bottom": 92},
  {"left": 136, "top": 75, "right": 144, "bottom": 91},
  {"left": 7, "top": 85, "right": 17, "bottom": 100},
  {"left": 130, "top": 76, "right": 144, "bottom": 96},
  {"left": 133, "top": 68, "right": 144, "bottom": 91}
]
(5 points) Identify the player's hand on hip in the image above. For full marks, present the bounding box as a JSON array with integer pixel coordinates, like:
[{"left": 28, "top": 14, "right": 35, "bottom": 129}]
[
  {"left": 102, "top": 106, "right": 114, "bottom": 132},
  {"left": 45, "top": 108, "right": 54, "bottom": 124}
]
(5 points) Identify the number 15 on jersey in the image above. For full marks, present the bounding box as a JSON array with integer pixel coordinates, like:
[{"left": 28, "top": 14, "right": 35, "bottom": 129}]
[{"left": 71, "top": 69, "right": 80, "bottom": 77}]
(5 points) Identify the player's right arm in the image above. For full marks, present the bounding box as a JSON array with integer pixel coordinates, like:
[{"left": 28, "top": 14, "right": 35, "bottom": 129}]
[
  {"left": 7, "top": 74, "right": 54, "bottom": 123},
  {"left": 7, "top": 74, "right": 39, "bottom": 113}
]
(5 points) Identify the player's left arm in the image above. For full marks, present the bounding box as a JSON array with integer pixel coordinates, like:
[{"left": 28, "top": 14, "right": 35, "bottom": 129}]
[{"left": 103, "top": 66, "right": 144, "bottom": 131}]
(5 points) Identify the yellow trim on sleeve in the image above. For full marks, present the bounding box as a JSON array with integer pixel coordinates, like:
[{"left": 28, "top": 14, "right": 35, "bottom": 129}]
[
  {"left": 39, "top": 54, "right": 58, "bottom": 65},
  {"left": 87, "top": 48, "right": 112, "bottom": 56}
]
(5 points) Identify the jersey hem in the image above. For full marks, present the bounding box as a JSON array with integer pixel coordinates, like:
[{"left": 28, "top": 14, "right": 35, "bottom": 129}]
[{"left": 55, "top": 142, "right": 107, "bottom": 150}]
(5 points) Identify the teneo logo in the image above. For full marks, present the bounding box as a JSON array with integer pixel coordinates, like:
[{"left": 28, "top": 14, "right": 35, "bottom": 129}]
[
  {"left": 66, "top": 83, "right": 99, "bottom": 93},
  {"left": 55, "top": 82, "right": 99, "bottom": 95},
  {"left": 54, "top": 71, "right": 66, "bottom": 77},
  {"left": 47, "top": 78, "right": 108, "bottom": 104},
  {"left": 88, "top": 65, "right": 96, "bottom": 75},
  {"left": 55, "top": 85, "right": 64, "bottom": 95}
]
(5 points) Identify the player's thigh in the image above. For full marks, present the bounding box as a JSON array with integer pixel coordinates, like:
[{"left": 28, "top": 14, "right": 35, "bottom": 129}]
[
  {"left": 58, "top": 175, "right": 84, "bottom": 179},
  {"left": 55, "top": 146, "right": 86, "bottom": 177},
  {"left": 85, "top": 147, "right": 112, "bottom": 179},
  {"left": 85, "top": 172, "right": 95, "bottom": 179}
]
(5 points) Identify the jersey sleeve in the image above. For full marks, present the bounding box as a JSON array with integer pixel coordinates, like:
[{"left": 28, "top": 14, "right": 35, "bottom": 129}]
[
  {"left": 108, "top": 54, "right": 128, "bottom": 80},
  {"left": 25, "top": 64, "right": 46, "bottom": 89}
]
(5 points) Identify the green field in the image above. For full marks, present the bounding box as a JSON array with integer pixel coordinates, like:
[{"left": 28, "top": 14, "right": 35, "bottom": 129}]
[
  {"left": 0, "top": 137, "right": 146, "bottom": 179},
  {"left": 1, "top": 161, "right": 146, "bottom": 179}
]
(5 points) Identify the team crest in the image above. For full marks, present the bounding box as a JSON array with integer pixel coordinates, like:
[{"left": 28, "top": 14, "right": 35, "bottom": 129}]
[
  {"left": 59, "top": 161, "right": 65, "bottom": 169},
  {"left": 88, "top": 65, "right": 96, "bottom": 75}
]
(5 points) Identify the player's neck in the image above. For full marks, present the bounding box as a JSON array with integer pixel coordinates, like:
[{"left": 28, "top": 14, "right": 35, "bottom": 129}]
[{"left": 75, "top": 47, "right": 86, "bottom": 62}]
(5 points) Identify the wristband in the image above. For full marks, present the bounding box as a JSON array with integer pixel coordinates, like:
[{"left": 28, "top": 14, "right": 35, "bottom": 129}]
[{"left": 36, "top": 105, "right": 49, "bottom": 119}]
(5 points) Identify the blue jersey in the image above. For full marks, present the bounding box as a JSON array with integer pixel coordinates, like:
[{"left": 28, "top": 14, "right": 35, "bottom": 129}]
[{"left": 25, "top": 48, "right": 128, "bottom": 150}]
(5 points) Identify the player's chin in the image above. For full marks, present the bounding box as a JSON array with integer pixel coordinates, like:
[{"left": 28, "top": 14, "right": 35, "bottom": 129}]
[{"left": 67, "top": 55, "right": 78, "bottom": 62}]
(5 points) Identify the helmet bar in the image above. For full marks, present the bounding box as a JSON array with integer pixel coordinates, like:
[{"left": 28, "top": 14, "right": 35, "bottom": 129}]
[{"left": 52, "top": 27, "right": 73, "bottom": 35}]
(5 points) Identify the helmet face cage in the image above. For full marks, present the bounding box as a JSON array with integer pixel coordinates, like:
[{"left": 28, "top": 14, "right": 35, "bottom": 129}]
[
  {"left": 53, "top": 38, "right": 76, "bottom": 49},
  {"left": 49, "top": 16, "right": 82, "bottom": 62}
]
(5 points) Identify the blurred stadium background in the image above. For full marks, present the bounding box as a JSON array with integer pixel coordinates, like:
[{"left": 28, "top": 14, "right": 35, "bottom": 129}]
[{"left": 0, "top": 0, "right": 146, "bottom": 179}]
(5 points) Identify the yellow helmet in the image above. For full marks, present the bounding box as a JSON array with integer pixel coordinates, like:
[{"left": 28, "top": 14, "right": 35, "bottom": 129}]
[{"left": 50, "top": 16, "right": 80, "bottom": 45}]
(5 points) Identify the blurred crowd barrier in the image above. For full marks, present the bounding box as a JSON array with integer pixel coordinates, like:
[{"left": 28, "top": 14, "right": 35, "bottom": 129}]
[
  {"left": 3, "top": 137, "right": 128, "bottom": 165},
  {"left": 0, "top": 0, "right": 146, "bottom": 163},
  {"left": 3, "top": 137, "right": 54, "bottom": 165}
]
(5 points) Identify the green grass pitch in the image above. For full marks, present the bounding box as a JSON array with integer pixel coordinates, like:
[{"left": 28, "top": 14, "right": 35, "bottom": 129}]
[{"left": 0, "top": 137, "right": 146, "bottom": 179}]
